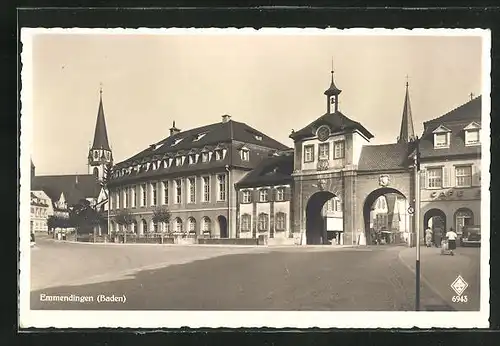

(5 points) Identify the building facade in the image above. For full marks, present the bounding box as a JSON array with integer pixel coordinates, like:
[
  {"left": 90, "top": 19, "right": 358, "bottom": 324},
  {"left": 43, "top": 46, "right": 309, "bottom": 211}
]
[
  {"left": 30, "top": 191, "right": 51, "bottom": 233},
  {"left": 107, "top": 115, "right": 289, "bottom": 238},
  {"left": 419, "top": 96, "right": 482, "bottom": 239}
]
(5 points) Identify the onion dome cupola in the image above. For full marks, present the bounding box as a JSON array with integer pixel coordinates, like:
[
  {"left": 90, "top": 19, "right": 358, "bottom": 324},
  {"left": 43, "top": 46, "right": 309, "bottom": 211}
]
[{"left": 324, "top": 68, "right": 342, "bottom": 114}]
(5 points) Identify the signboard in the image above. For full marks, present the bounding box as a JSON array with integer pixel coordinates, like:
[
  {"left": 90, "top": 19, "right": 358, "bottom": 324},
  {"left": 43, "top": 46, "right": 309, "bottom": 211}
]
[{"left": 326, "top": 216, "right": 343, "bottom": 232}]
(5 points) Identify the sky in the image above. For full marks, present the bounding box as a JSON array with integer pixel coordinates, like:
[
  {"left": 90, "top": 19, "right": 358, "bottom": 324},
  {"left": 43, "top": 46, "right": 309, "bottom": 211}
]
[{"left": 27, "top": 30, "right": 484, "bottom": 175}]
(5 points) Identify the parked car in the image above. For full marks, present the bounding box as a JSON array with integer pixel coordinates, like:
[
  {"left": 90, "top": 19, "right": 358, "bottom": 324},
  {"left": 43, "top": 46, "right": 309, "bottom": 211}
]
[{"left": 461, "top": 225, "right": 481, "bottom": 247}]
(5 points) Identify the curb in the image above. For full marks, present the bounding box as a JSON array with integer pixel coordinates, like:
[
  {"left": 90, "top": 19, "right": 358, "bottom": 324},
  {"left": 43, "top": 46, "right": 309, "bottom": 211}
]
[{"left": 397, "top": 248, "right": 456, "bottom": 311}]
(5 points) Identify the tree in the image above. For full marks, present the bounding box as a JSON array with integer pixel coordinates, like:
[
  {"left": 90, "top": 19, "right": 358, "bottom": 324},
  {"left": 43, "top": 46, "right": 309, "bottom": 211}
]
[
  {"left": 152, "top": 206, "right": 171, "bottom": 243},
  {"left": 114, "top": 208, "right": 134, "bottom": 243},
  {"left": 71, "top": 199, "right": 103, "bottom": 240}
]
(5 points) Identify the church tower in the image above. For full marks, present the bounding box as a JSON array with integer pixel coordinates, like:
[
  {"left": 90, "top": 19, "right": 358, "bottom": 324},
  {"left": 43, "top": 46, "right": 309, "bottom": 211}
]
[
  {"left": 88, "top": 87, "right": 113, "bottom": 181},
  {"left": 397, "top": 79, "right": 416, "bottom": 144}
]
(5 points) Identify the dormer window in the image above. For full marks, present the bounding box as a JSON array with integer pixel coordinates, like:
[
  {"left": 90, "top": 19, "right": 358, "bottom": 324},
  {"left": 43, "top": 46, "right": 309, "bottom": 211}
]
[
  {"left": 215, "top": 150, "right": 222, "bottom": 161},
  {"left": 201, "top": 152, "right": 209, "bottom": 163},
  {"left": 464, "top": 122, "right": 481, "bottom": 146},
  {"left": 193, "top": 133, "right": 207, "bottom": 142},
  {"left": 188, "top": 154, "right": 196, "bottom": 165},
  {"left": 254, "top": 135, "right": 263, "bottom": 141},
  {"left": 432, "top": 125, "right": 451, "bottom": 149},
  {"left": 175, "top": 156, "right": 183, "bottom": 166},
  {"left": 171, "top": 138, "right": 184, "bottom": 147},
  {"left": 240, "top": 148, "right": 250, "bottom": 161}
]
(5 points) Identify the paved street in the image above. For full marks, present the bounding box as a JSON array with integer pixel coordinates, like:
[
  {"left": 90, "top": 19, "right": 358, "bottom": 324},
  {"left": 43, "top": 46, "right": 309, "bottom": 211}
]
[{"left": 30, "top": 236, "right": 480, "bottom": 311}]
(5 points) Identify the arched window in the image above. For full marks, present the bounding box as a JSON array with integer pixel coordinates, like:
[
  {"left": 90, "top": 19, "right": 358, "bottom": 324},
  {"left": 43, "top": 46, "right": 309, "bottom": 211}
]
[
  {"left": 202, "top": 217, "right": 212, "bottom": 233},
  {"left": 175, "top": 217, "right": 183, "bottom": 233},
  {"left": 241, "top": 214, "right": 251, "bottom": 232},
  {"left": 275, "top": 212, "right": 286, "bottom": 231},
  {"left": 142, "top": 219, "right": 148, "bottom": 233},
  {"left": 93, "top": 167, "right": 99, "bottom": 178},
  {"left": 188, "top": 217, "right": 196, "bottom": 233},
  {"left": 132, "top": 220, "right": 137, "bottom": 233},
  {"left": 455, "top": 208, "right": 474, "bottom": 233},
  {"left": 162, "top": 221, "right": 170, "bottom": 233},
  {"left": 258, "top": 213, "right": 269, "bottom": 232}
]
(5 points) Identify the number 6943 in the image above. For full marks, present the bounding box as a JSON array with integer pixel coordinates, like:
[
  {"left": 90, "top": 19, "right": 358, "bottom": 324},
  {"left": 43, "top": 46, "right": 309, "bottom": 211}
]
[{"left": 452, "top": 295, "right": 468, "bottom": 303}]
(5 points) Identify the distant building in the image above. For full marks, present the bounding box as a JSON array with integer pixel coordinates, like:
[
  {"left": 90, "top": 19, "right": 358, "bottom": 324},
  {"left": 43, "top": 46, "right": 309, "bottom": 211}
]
[
  {"left": 235, "top": 151, "right": 294, "bottom": 243},
  {"left": 419, "top": 95, "right": 482, "bottom": 237},
  {"left": 30, "top": 191, "right": 51, "bottom": 233},
  {"left": 108, "top": 115, "right": 289, "bottom": 238},
  {"left": 31, "top": 89, "right": 110, "bottom": 230}
]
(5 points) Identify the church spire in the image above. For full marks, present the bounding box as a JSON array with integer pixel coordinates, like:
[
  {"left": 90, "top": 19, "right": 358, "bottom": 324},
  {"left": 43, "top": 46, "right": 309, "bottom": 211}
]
[
  {"left": 397, "top": 77, "right": 415, "bottom": 144},
  {"left": 91, "top": 85, "right": 111, "bottom": 151},
  {"left": 88, "top": 85, "right": 113, "bottom": 180}
]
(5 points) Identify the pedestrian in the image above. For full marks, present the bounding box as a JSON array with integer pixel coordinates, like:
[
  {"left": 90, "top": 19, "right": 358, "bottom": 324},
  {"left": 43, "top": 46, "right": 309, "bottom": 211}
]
[
  {"left": 425, "top": 227, "right": 433, "bottom": 247},
  {"left": 446, "top": 227, "right": 458, "bottom": 255}
]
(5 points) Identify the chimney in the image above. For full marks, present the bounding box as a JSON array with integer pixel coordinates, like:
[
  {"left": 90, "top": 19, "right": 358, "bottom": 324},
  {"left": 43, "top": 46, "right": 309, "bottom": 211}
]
[
  {"left": 169, "top": 121, "right": 181, "bottom": 136},
  {"left": 222, "top": 114, "right": 231, "bottom": 123}
]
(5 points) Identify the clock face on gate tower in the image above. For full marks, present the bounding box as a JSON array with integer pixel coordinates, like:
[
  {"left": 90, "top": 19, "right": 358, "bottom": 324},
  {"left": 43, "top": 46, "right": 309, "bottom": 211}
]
[{"left": 317, "top": 125, "right": 330, "bottom": 142}]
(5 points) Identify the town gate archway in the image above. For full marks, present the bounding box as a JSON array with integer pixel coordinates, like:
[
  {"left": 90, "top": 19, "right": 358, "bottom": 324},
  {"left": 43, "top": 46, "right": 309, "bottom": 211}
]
[{"left": 305, "top": 191, "right": 340, "bottom": 244}]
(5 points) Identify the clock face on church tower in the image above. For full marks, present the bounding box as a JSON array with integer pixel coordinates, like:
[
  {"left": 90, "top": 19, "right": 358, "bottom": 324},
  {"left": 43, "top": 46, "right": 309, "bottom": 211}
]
[{"left": 317, "top": 125, "right": 330, "bottom": 142}]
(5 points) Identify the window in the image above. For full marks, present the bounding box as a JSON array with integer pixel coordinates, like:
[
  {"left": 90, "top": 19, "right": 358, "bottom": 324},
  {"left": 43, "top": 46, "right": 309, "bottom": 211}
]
[
  {"left": 318, "top": 143, "right": 329, "bottom": 160},
  {"left": 241, "top": 149, "right": 250, "bottom": 161},
  {"left": 201, "top": 152, "right": 209, "bottom": 163},
  {"left": 176, "top": 157, "right": 183, "bottom": 166},
  {"left": 116, "top": 189, "right": 121, "bottom": 209},
  {"left": 215, "top": 150, "right": 222, "bottom": 161},
  {"left": 151, "top": 183, "right": 157, "bottom": 206},
  {"left": 427, "top": 168, "right": 443, "bottom": 188},
  {"left": 202, "top": 217, "right": 211, "bottom": 233},
  {"left": 171, "top": 138, "right": 183, "bottom": 146},
  {"left": 217, "top": 174, "right": 227, "bottom": 201},
  {"left": 258, "top": 213, "right": 269, "bottom": 231},
  {"left": 275, "top": 212, "right": 286, "bottom": 231},
  {"left": 304, "top": 145, "right": 314, "bottom": 162},
  {"left": 334, "top": 141, "right": 345, "bottom": 159},
  {"left": 255, "top": 135, "right": 263, "bottom": 141},
  {"left": 242, "top": 190, "right": 251, "bottom": 203},
  {"left": 163, "top": 181, "right": 169, "bottom": 205},
  {"left": 241, "top": 214, "right": 251, "bottom": 232},
  {"left": 188, "top": 177, "right": 196, "bottom": 203},
  {"left": 455, "top": 209, "right": 473, "bottom": 234},
  {"left": 175, "top": 179, "right": 182, "bottom": 204},
  {"left": 194, "top": 133, "right": 207, "bottom": 141},
  {"left": 202, "top": 176, "right": 210, "bottom": 202},
  {"left": 275, "top": 187, "right": 285, "bottom": 201},
  {"left": 188, "top": 218, "right": 196, "bottom": 233},
  {"left": 141, "top": 184, "right": 146, "bottom": 206},
  {"left": 175, "top": 218, "right": 183, "bottom": 232},
  {"left": 142, "top": 219, "right": 148, "bottom": 233},
  {"left": 465, "top": 130, "right": 480, "bottom": 145},
  {"left": 259, "top": 189, "right": 269, "bottom": 203},
  {"left": 162, "top": 221, "right": 170, "bottom": 233},
  {"left": 189, "top": 155, "right": 196, "bottom": 164},
  {"left": 434, "top": 133, "right": 449, "bottom": 148},
  {"left": 456, "top": 166, "right": 472, "bottom": 187},
  {"left": 131, "top": 187, "right": 136, "bottom": 207},
  {"left": 123, "top": 189, "right": 128, "bottom": 208},
  {"left": 153, "top": 221, "right": 159, "bottom": 233}
]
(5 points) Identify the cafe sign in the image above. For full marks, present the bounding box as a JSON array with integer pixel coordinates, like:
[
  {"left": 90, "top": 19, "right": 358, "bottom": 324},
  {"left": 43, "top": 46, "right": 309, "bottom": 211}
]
[{"left": 424, "top": 188, "right": 481, "bottom": 201}]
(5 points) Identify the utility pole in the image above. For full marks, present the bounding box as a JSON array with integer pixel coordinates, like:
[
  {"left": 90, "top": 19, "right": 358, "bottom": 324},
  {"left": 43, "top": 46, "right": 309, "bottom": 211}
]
[{"left": 413, "top": 136, "right": 421, "bottom": 311}]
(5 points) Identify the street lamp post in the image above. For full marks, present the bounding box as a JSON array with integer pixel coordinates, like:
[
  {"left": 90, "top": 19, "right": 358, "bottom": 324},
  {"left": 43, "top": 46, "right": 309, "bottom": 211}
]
[{"left": 413, "top": 136, "right": 421, "bottom": 311}]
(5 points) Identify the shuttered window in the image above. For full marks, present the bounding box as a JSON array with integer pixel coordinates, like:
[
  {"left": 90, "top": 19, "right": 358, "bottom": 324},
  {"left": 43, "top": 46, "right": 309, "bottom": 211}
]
[
  {"left": 455, "top": 166, "right": 472, "bottom": 187},
  {"left": 427, "top": 168, "right": 442, "bottom": 188}
]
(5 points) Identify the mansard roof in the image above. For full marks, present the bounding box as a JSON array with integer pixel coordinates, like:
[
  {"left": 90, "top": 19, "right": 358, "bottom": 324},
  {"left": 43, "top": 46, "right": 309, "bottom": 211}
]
[
  {"left": 235, "top": 153, "right": 294, "bottom": 188},
  {"left": 419, "top": 95, "right": 482, "bottom": 159},
  {"left": 116, "top": 119, "right": 289, "bottom": 167},
  {"left": 289, "top": 111, "right": 374, "bottom": 141}
]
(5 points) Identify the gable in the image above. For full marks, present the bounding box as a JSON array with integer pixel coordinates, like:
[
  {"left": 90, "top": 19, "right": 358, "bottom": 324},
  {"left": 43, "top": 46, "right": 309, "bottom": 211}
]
[
  {"left": 432, "top": 125, "right": 452, "bottom": 134},
  {"left": 464, "top": 121, "right": 481, "bottom": 131}
]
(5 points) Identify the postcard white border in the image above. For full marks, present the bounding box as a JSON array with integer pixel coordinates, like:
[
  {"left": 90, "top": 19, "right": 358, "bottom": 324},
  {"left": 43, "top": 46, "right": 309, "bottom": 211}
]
[{"left": 19, "top": 27, "right": 491, "bottom": 329}]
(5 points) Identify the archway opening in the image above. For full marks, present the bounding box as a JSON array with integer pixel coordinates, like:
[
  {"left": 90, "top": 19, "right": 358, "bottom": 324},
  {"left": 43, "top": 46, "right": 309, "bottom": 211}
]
[
  {"left": 218, "top": 215, "right": 228, "bottom": 238},
  {"left": 363, "top": 188, "right": 408, "bottom": 245},
  {"left": 424, "top": 208, "right": 446, "bottom": 245},
  {"left": 306, "top": 191, "right": 341, "bottom": 245}
]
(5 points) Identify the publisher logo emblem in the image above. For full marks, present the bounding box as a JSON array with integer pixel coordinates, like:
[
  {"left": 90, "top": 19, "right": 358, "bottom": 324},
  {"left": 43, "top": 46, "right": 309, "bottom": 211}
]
[{"left": 451, "top": 275, "right": 468, "bottom": 296}]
